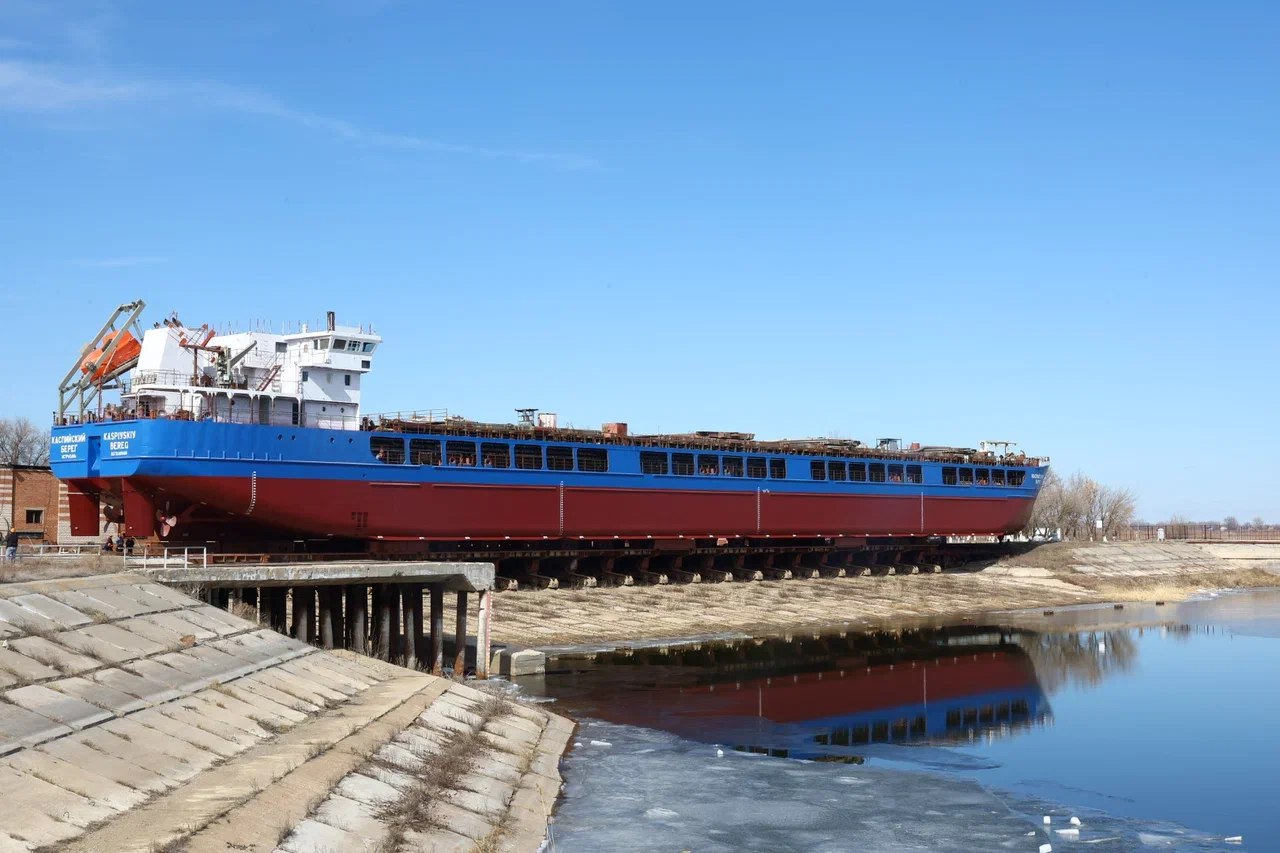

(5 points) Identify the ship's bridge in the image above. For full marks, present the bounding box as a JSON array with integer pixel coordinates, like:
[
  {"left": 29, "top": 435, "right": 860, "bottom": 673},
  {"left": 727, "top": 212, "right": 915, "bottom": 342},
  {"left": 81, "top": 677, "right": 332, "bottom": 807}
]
[{"left": 105, "top": 311, "right": 380, "bottom": 430}]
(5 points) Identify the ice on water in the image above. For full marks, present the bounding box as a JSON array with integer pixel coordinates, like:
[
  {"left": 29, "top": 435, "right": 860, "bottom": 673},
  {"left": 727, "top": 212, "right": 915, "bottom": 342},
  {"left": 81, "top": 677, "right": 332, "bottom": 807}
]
[{"left": 550, "top": 721, "right": 1242, "bottom": 853}]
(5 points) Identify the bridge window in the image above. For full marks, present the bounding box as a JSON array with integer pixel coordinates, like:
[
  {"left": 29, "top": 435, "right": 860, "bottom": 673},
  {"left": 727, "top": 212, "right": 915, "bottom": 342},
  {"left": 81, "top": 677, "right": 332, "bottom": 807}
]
[
  {"left": 869, "top": 463, "right": 886, "bottom": 483},
  {"left": 698, "top": 455, "right": 720, "bottom": 476},
  {"left": 1008, "top": 470, "right": 1025, "bottom": 487},
  {"left": 640, "top": 451, "right": 668, "bottom": 475},
  {"left": 746, "top": 457, "right": 766, "bottom": 478},
  {"left": 578, "top": 448, "right": 609, "bottom": 472},
  {"left": 888, "top": 464, "right": 904, "bottom": 483},
  {"left": 370, "top": 437, "right": 405, "bottom": 464},
  {"left": 850, "top": 462, "right": 866, "bottom": 482},
  {"left": 672, "top": 453, "right": 695, "bottom": 476},
  {"left": 975, "top": 468, "right": 990, "bottom": 486},
  {"left": 958, "top": 467, "right": 973, "bottom": 486},
  {"left": 547, "top": 446, "right": 574, "bottom": 471},
  {"left": 810, "top": 460, "right": 826, "bottom": 480},
  {"left": 828, "top": 461, "right": 846, "bottom": 481},
  {"left": 333, "top": 339, "right": 347, "bottom": 350},
  {"left": 992, "top": 469, "right": 1006, "bottom": 486},
  {"left": 446, "top": 441, "right": 476, "bottom": 466},
  {"left": 481, "top": 443, "right": 510, "bottom": 469},
  {"left": 515, "top": 444, "right": 543, "bottom": 470},
  {"left": 769, "top": 459, "right": 787, "bottom": 479},
  {"left": 362, "top": 342, "right": 376, "bottom": 353},
  {"left": 906, "top": 464, "right": 922, "bottom": 484},
  {"left": 409, "top": 438, "right": 441, "bottom": 465},
  {"left": 723, "top": 456, "right": 744, "bottom": 477},
  {"left": 942, "top": 467, "right": 957, "bottom": 485}
]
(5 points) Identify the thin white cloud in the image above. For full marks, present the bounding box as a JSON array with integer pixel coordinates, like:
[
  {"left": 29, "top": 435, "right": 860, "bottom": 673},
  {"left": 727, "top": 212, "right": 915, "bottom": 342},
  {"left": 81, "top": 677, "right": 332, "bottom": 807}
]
[
  {"left": 71, "top": 256, "right": 166, "bottom": 268},
  {"left": 0, "top": 59, "right": 598, "bottom": 170}
]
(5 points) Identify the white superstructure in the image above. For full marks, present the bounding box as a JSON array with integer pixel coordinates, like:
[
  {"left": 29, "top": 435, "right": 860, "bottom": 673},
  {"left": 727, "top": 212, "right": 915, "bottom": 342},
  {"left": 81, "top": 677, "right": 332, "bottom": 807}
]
[{"left": 123, "top": 313, "right": 380, "bottom": 430}]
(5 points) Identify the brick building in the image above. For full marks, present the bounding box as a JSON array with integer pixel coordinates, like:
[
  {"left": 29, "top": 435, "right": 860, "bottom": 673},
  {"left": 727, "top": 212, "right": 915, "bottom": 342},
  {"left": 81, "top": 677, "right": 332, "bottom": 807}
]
[{"left": 0, "top": 465, "right": 104, "bottom": 545}]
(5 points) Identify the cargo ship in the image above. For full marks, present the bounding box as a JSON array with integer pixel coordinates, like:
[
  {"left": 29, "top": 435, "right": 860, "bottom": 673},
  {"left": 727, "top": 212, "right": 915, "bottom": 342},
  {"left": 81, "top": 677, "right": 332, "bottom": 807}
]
[{"left": 50, "top": 302, "right": 1048, "bottom": 571}]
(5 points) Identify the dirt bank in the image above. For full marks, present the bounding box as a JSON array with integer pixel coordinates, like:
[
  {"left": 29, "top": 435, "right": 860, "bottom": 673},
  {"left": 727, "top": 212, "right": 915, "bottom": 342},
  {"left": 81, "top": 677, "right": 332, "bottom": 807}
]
[{"left": 488, "top": 542, "right": 1280, "bottom": 649}]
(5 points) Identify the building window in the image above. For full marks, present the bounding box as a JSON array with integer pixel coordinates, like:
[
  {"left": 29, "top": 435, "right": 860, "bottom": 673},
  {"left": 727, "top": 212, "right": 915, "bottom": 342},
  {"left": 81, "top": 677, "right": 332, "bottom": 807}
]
[
  {"left": 577, "top": 448, "right": 609, "bottom": 472},
  {"left": 446, "top": 441, "right": 476, "bottom": 466},
  {"left": 769, "top": 458, "right": 787, "bottom": 479},
  {"left": 370, "top": 437, "right": 405, "bottom": 464},
  {"left": 888, "top": 464, "right": 904, "bottom": 483},
  {"left": 301, "top": 370, "right": 309, "bottom": 382},
  {"left": 344, "top": 374, "right": 351, "bottom": 387},
  {"left": 640, "top": 451, "right": 669, "bottom": 475},
  {"left": 942, "top": 466, "right": 957, "bottom": 485},
  {"left": 333, "top": 339, "right": 347, "bottom": 350},
  {"left": 481, "top": 443, "right": 510, "bottom": 469},
  {"left": 1008, "top": 470, "right": 1025, "bottom": 487},
  {"left": 515, "top": 444, "right": 543, "bottom": 470},
  {"left": 906, "top": 465, "right": 923, "bottom": 484},
  {"left": 958, "top": 467, "right": 973, "bottom": 485},
  {"left": 698, "top": 454, "right": 720, "bottom": 476},
  {"left": 746, "top": 457, "right": 767, "bottom": 479},
  {"left": 810, "top": 460, "right": 826, "bottom": 481},
  {"left": 25, "top": 509, "right": 42, "bottom": 524},
  {"left": 672, "top": 453, "right": 695, "bottom": 476},
  {"left": 723, "top": 456, "right": 744, "bottom": 477},
  {"left": 869, "top": 463, "right": 886, "bottom": 483},
  {"left": 992, "top": 469, "right": 1006, "bottom": 486},
  {"left": 361, "top": 360, "right": 370, "bottom": 368},
  {"left": 410, "top": 439, "right": 441, "bottom": 465},
  {"left": 828, "top": 461, "right": 847, "bottom": 481},
  {"left": 547, "top": 446, "right": 574, "bottom": 471},
  {"left": 850, "top": 462, "right": 867, "bottom": 482}
]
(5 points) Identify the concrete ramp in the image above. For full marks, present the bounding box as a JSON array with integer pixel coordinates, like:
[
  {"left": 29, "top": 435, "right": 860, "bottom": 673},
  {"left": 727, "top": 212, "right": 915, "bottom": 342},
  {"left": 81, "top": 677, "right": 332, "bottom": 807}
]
[{"left": 0, "top": 573, "right": 572, "bottom": 852}]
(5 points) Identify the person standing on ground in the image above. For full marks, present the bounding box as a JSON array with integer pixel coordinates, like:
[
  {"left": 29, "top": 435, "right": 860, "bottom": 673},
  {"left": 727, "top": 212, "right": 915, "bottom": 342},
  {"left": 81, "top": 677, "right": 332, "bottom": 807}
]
[{"left": 4, "top": 529, "right": 18, "bottom": 563}]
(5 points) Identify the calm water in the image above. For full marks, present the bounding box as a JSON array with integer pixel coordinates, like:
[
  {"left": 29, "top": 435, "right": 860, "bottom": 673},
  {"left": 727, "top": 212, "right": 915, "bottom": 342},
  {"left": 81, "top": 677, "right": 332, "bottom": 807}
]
[{"left": 520, "top": 588, "right": 1280, "bottom": 852}]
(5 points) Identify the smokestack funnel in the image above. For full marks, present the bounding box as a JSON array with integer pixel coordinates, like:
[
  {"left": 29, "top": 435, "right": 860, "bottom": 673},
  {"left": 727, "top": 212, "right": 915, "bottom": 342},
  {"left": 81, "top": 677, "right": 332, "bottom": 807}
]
[{"left": 326, "top": 311, "right": 336, "bottom": 331}]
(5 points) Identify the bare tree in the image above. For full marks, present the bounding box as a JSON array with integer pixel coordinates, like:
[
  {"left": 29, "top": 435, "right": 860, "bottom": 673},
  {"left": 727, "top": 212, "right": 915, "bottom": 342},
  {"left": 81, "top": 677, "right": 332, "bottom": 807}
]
[
  {"left": 1027, "top": 471, "right": 1135, "bottom": 540},
  {"left": 1093, "top": 484, "right": 1136, "bottom": 538},
  {"left": 0, "top": 417, "right": 49, "bottom": 467},
  {"left": 1224, "top": 516, "right": 1240, "bottom": 531},
  {"left": 1251, "top": 516, "right": 1267, "bottom": 530}
]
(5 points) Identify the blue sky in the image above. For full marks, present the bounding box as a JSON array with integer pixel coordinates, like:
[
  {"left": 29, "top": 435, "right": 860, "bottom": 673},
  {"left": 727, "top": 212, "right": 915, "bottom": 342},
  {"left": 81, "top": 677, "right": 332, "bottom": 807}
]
[{"left": 1, "top": 2, "right": 1277, "bottom": 521}]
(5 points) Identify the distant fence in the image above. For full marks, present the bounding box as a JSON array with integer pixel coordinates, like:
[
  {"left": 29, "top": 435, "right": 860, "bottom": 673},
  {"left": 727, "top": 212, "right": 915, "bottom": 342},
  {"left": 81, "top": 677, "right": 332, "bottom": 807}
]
[{"left": 1118, "top": 525, "right": 1280, "bottom": 543}]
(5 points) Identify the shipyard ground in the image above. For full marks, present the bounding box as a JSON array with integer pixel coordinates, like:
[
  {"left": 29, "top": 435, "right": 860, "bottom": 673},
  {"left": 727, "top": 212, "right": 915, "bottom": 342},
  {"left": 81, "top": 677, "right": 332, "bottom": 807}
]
[
  {"left": 0, "top": 573, "right": 573, "bottom": 853},
  {"left": 485, "top": 542, "right": 1280, "bottom": 652}
]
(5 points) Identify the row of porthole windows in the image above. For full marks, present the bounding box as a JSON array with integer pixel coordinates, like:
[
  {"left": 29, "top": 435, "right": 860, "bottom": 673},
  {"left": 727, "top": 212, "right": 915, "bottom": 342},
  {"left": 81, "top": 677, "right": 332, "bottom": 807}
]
[
  {"left": 942, "top": 466, "right": 1025, "bottom": 487},
  {"left": 811, "top": 460, "right": 922, "bottom": 484},
  {"left": 370, "top": 437, "right": 608, "bottom": 472},
  {"left": 640, "top": 451, "right": 787, "bottom": 478}
]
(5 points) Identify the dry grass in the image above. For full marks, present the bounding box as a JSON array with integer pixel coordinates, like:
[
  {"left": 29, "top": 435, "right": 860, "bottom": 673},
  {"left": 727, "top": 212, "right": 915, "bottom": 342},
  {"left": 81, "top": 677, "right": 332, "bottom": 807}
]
[
  {"left": 0, "top": 555, "right": 123, "bottom": 583},
  {"left": 370, "top": 695, "right": 515, "bottom": 850},
  {"left": 228, "top": 600, "right": 260, "bottom": 624},
  {"left": 1067, "top": 567, "right": 1279, "bottom": 601},
  {"left": 995, "top": 541, "right": 1090, "bottom": 571}
]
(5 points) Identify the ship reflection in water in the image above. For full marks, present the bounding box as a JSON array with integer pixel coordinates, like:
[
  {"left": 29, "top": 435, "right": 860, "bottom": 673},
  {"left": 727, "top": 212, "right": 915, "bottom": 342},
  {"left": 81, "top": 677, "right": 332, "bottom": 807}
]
[{"left": 534, "top": 625, "right": 1142, "bottom": 763}]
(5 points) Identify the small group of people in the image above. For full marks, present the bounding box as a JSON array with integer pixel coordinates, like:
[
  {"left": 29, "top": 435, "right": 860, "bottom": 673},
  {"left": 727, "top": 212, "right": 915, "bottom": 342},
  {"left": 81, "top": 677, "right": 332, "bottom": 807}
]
[
  {"left": 102, "top": 535, "right": 136, "bottom": 555},
  {"left": 698, "top": 465, "right": 720, "bottom": 476},
  {"left": 447, "top": 455, "right": 475, "bottom": 466}
]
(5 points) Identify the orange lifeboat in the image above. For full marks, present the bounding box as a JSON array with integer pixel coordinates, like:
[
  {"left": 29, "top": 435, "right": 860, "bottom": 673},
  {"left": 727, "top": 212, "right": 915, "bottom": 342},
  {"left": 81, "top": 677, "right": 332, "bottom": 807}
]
[{"left": 80, "top": 330, "right": 142, "bottom": 383}]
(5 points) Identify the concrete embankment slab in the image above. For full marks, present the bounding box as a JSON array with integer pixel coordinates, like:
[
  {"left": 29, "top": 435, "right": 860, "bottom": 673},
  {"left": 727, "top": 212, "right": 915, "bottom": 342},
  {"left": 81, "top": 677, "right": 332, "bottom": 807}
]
[{"left": 0, "top": 573, "right": 572, "bottom": 852}]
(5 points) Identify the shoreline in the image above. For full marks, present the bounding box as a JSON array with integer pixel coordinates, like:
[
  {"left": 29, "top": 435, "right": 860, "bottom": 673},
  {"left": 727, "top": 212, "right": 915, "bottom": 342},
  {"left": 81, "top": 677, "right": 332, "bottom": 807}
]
[{"left": 488, "top": 542, "right": 1280, "bottom": 658}]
